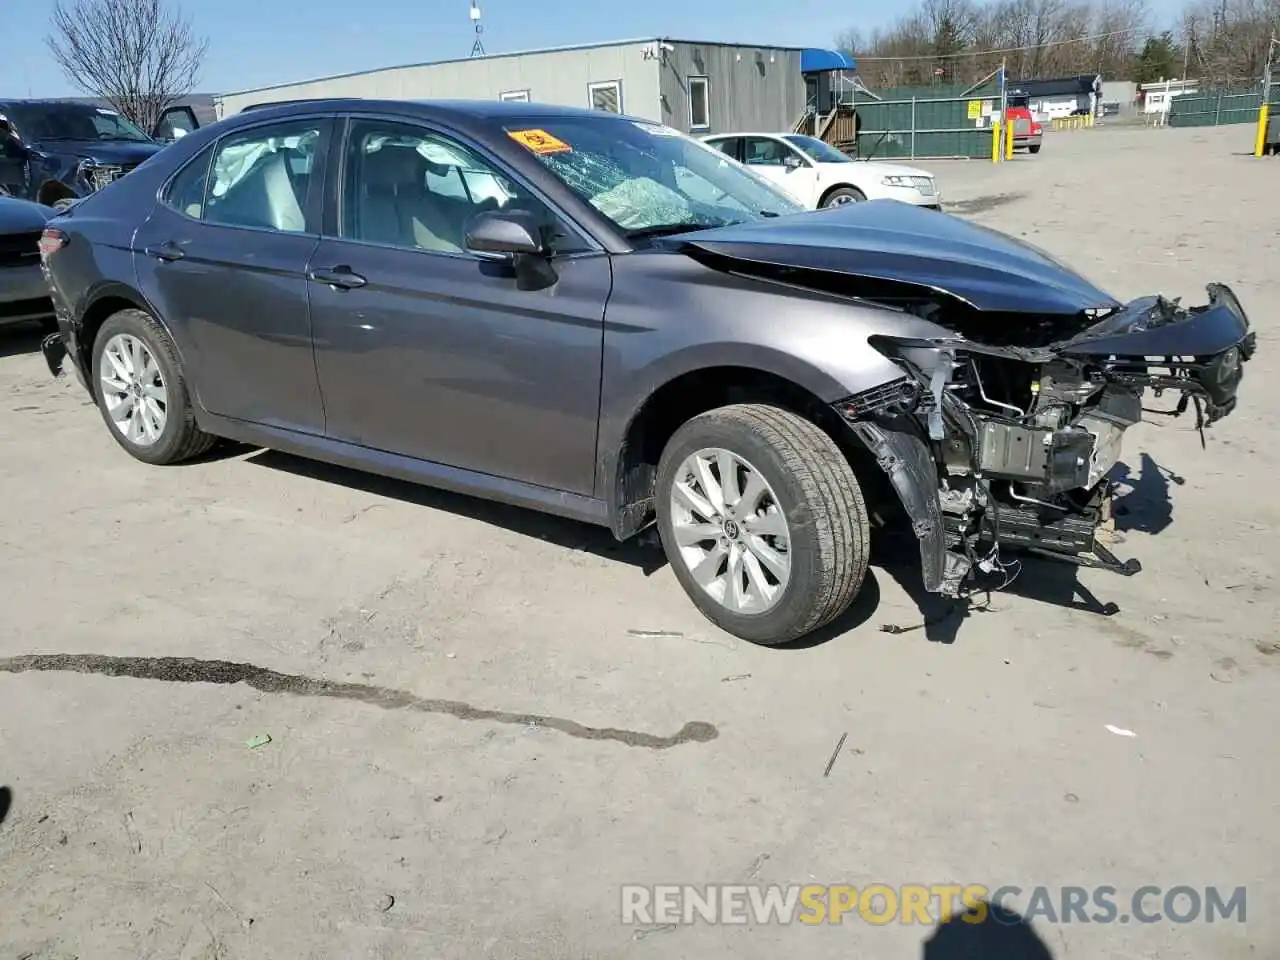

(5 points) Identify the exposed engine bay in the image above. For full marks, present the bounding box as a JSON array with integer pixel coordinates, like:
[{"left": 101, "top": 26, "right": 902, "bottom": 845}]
[{"left": 835, "top": 282, "right": 1256, "bottom": 596}]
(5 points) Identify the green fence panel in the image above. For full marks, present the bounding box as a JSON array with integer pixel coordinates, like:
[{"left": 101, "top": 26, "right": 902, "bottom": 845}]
[
  {"left": 1169, "top": 87, "right": 1263, "bottom": 126},
  {"left": 844, "top": 84, "right": 1000, "bottom": 159}
]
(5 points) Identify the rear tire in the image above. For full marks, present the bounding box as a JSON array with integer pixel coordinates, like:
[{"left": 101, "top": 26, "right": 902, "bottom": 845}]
[
  {"left": 820, "top": 186, "right": 866, "bottom": 207},
  {"left": 655, "top": 403, "right": 870, "bottom": 646},
  {"left": 90, "top": 308, "right": 216, "bottom": 465}
]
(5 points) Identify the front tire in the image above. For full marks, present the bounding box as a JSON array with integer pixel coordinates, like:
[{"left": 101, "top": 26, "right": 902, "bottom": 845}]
[
  {"left": 1028, "top": 144, "right": 1042, "bottom": 154},
  {"left": 820, "top": 186, "right": 866, "bottom": 208},
  {"left": 655, "top": 403, "right": 870, "bottom": 645},
  {"left": 90, "top": 308, "right": 216, "bottom": 465}
]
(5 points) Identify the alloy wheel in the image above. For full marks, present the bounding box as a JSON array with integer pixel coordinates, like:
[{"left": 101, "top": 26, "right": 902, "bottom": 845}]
[
  {"left": 667, "top": 447, "right": 791, "bottom": 615},
  {"left": 100, "top": 333, "right": 168, "bottom": 446}
]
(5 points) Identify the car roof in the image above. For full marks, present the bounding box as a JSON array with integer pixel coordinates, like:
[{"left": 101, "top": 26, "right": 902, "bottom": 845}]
[
  {"left": 232, "top": 97, "right": 650, "bottom": 128},
  {"left": 702, "top": 131, "right": 799, "bottom": 139},
  {"left": 0, "top": 98, "right": 104, "bottom": 108}
]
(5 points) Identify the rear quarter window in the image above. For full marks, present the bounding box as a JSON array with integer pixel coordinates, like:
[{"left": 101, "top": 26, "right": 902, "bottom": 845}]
[{"left": 163, "top": 144, "right": 214, "bottom": 219}]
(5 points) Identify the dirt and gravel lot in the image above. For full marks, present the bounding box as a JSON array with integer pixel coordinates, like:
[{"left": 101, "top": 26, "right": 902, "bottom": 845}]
[{"left": 1, "top": 121, "right": 1276, "bottom": 960}]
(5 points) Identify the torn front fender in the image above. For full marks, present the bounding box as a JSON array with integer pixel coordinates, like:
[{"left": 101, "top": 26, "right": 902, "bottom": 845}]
[{"left": 846, "top": 417, "right": 970, "bottom": 596}]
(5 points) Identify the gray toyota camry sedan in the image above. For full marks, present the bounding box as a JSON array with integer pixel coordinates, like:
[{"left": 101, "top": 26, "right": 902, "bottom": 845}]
[{"left": 37, "top": 99, "right": 1255, "bottom": 644}]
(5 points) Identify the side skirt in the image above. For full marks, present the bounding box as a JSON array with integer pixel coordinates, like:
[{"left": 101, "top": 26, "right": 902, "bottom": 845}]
[{"left": 195, "top": 409, "right": 612, "bottom": 529}]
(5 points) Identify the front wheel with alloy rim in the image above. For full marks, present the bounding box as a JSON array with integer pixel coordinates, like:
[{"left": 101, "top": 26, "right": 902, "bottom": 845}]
[
  {"left": 90, "top": 308, "right": 217, "bottom": 465},
  {"left": 820, "top": 186, "right": 866, "bottom": 207},
  {"left": 655, "top": 403, "right": 871, "bottom": 645}
]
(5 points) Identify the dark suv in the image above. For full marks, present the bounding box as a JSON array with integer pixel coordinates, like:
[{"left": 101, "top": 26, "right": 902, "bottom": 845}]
[{"left": 0, "top": 99, "right": 200, "bottom": 209}]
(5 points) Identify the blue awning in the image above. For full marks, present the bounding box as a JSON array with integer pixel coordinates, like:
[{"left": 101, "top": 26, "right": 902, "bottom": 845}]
[{"left": 801, "top": 48, "right": 857, "bottom": 73}]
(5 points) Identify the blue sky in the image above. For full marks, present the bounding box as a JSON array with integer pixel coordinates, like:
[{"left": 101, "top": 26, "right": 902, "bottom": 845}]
[{"left": 5, "top": 0, "right": 1178, "bottom": 99}]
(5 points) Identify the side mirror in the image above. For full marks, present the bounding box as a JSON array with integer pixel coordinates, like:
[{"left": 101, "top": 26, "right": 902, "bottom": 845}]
[
  {"left": 465, "top": 209, "right": 545, "bottom": 257},
  {"left": 465, "top": 208, "right": 558, "bottom": 291},
  {"left": 783, "top": 154, "right": 804, "bottom": 170}
]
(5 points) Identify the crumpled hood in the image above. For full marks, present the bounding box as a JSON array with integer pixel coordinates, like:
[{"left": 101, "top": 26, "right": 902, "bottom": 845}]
[
  {"left": 0, "top": 195, "right": 55, "bottom": 232},
  {"left": 33, "top": 139, "right": 163, "bottom": 165},
  {"left": 662, "top": 199, "right": 1122, "bottom": 315}
]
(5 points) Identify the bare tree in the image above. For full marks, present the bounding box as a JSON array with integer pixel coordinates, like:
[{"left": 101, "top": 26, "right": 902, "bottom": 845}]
[
  {"left": 837, "top": 0, "right": 1161, "bottom": 85},
  {"left": 45, "top": 0, "right": 208, "bottom": 132}
]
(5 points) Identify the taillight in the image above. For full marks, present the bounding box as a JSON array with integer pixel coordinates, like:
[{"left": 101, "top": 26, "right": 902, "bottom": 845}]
[{"left": 38, "top": 227, "right": 68, "bottom": 260}]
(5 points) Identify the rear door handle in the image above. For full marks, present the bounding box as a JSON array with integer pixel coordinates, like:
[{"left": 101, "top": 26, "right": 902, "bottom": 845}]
[
  {"left": 307, "top": 265, "right": 367, "bottom": 290},
  {"left": 144, "top": 241, "right": 184, "bottom": 262}
]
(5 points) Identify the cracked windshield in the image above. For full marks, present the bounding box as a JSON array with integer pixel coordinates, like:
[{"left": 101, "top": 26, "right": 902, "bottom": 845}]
[{"left": 503, "top": 118, "right": 803, "bottom": 238}]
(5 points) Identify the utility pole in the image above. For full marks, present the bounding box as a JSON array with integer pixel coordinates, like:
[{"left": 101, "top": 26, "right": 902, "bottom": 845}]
[{"left": 469, "top": 0, "right": 485, "bottom": 57}]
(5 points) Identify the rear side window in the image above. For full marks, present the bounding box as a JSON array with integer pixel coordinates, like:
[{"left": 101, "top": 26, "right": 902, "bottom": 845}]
[
  {"left": 163, "top": 145, "right": 214, "bottom": 219},
  {"left": 203, "top": 120, "right": 325, "bottom": 233}
]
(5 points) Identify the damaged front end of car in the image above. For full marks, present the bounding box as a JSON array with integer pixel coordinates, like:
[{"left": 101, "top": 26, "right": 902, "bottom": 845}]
[
  {"left": 666, "top": 200, "right": 1256, "bottom": 597},
  {"left": 835, "top": 282, "right": 1255, "bottom": 596}
]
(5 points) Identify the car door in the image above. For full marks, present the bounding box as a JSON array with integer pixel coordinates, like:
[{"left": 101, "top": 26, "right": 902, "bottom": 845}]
[
  {"left": 741, "top": 136, "right": 819, "bottom": 206},
  {"left": 132, "top": 115, "right": 334, "bottom": 434},
  {"left": 305, "top": 115, "right": 612, "bottom": 496},
  {"left": 152, "top": 105, "right": 200, "bottom": 143}
]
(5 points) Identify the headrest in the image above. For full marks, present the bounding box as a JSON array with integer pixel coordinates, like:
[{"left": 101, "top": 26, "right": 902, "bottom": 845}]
[{"left": 362, "top": 144, "right": 424, "bottom": 190}]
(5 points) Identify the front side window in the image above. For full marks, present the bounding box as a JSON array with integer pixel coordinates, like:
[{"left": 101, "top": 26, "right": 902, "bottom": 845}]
[
  {"left": 203, "top": 119, "right": 324, "bottom": 233},
  {"left": 588, "top": 81, "right": 623, "bottom": 113},
  {"left": 688, "top": 76, "right": 710, "bottom": 130},
  {"left": 500, "top": 116, "right": 803, "bottom": 240},
  {"left": 341, "top": 119, "right": 585, "bottom": 256}
]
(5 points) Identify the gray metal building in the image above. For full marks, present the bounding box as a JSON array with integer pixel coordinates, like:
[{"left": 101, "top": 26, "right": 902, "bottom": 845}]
[{"left": 214, "top": 38, "right": 808, "bottom": 136}]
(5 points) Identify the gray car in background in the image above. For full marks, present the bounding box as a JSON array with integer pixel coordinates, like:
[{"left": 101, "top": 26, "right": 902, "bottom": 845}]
[
  {"left": 0, "top": 195, "right": 55, "bottom": 330},
  {"left": 36, "top": 100, "right": 1255, "bottom": 645}
]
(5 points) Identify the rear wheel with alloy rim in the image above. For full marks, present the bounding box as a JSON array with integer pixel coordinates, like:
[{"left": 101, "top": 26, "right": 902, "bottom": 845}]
[
  {"left": 90, "top": 308, "right": 217, "bottom": 465},
  {"left": 655, "top": 403, "right": 871, "bottom": 645}
]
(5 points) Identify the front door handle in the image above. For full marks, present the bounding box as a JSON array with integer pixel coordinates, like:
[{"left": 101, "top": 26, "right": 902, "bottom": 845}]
[
  {"left": 307, "top": 265, "right": 367, "bottom": 290},
  {"left": 144, "top": 241, "right": 184, "bottom": 262}
]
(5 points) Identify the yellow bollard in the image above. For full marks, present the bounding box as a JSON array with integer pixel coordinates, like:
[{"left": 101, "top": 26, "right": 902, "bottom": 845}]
[
  {"left": 1005, "top": 115, "right": 1015, "bottom": 159},
  {"left": 1086, "top": 112, "right": 1094, "bottom": 128},
  {"left": 992, "top": 121, "right": 1002, "bottom": 163},
  {"left": 1255, "top": 103, "right": 1270, "bottom": 157}
]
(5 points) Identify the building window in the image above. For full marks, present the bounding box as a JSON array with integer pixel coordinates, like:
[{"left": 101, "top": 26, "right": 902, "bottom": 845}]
[
  {"left": 499, "top": 89, "right": 530, "bottom": 102},
  {"left": 588, "top": 80, "right": 623, "bottom": 113},
  {"left": 689, "top": 75, "right": 710, "bottom": 130}
]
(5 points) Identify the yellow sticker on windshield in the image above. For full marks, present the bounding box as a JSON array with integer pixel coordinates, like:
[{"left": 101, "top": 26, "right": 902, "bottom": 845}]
[{"left": 508, "top": 129, "right": 572, "bottom": 155}]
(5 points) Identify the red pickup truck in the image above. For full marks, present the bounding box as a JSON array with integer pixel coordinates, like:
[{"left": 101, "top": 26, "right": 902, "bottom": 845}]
[{"left": 1005, "top": 95, "right": 1043, "bottom": 154}]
